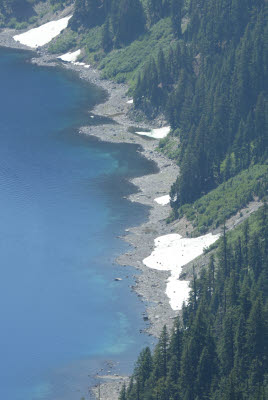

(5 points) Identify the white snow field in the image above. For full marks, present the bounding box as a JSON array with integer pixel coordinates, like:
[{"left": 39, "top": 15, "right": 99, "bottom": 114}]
[
  {"left": 154, "top": 195, "right": 170, "bottom": 206},
  {"left": 14, "top": 16, "right": 72, "bottom": 48},
  {"left": 143, "top": 232, "right": 220, "bottom": 310},
  {"left": 57, "top": 49, "right": 81, "bottom": 62},
  {"left": 135, "top": 126, "right": 170, "bottom": 139}
]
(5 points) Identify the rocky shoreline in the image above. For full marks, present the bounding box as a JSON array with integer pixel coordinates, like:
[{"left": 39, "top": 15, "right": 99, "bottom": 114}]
[
  {"left": 1, "top": 26, "right": 263, "bottom": 400},
  {"left": 0, "top": 29, "right": 190, "bottom": 400}
]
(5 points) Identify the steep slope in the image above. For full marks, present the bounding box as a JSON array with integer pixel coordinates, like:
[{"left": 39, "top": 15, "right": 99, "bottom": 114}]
[
  {"left": 0, "top": 0, "right": 35, "bottom": 25},
  {"left": 48, "top": 1, "right": 267, "bottom": 226},
  {"left": 119, "top": 204, "right": 268, "bottom": 400},
  {"left": 2, "top": 2, "right": 267, "bottom": 398}
]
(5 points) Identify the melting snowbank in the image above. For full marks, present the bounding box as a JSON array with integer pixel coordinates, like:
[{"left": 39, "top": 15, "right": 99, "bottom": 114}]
[
  {"left": 154, "top": 195, "right": 170, "bottom": 206},
  {"left": 13, "top": 16, "right": 72, "bottom": 48},
  {"left": 143, "top": 232, "right": 220, "bottom": 310},
  {"left": 57, "top": 49, "right": 81, "bottom": 62},
  {"left": 136, "top": 126, "right": 170, "bottom": 139},
  {"left": 57, "top": 49, "right": 90, "bottom": 69}
]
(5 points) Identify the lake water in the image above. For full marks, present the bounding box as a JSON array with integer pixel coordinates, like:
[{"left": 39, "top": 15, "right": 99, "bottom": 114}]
[{"left": 0, "top": 48, "right": 156, "bottom": 400}]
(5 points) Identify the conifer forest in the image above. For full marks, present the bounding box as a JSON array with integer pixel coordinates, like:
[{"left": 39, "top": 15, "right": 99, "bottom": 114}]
[{"left": 1, "top": 1, "right": 267, "bottom": 399}]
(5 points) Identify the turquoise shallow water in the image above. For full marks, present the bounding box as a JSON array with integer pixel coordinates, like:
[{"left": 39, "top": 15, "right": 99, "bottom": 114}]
[{"left": 0, "top": 48, "right": 156, "bottom": 400}]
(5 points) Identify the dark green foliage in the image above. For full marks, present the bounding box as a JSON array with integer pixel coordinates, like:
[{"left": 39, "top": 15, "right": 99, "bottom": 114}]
[
  {"left": 170, "top": 2, "right": 268, "bottom": 208},
  {"left": 111, "top": 0, "right": 146, "bottom": 46},
  {"left": 70, "top": 0, "right": 145, "bottom": 46},
  {"left": 129, "top": 1, "right": 267, "bottom": 211},
  {"left": 101, "top": 19, "right": 113, "bottom": 53},
  {"left": 70, "top": 0, "right": 106, "bottom": 30},
  {"left": 0, "top": 0, "right": 35, "bottom": 25},
  {"left": 119, "top": 383, "right": 127, "bottom": 400},
  {"left": 98, "top": 18, "right": 173, "bottom": 83},
  {"left": 145, "top": 0, "right": 171, "bottom": 27},
  {"left": 120, "top": 206, "right": 268, "bottom": 399},
  {"left": 48, "top": 30, "right": 78, "bottom": 54},
  {"left": 49, "top": 0, "right": 72, "bottom": 11},
  {"left": 0, "top": 0, "right": 71, "bottom": 27},
  {"left": 134, "top": 41, "right": 190, "bottom": 116},
  {"left": 171, "top": 0, "right": 182, "bottom": 37},
  {"left": 174, "top": 164, "right": 268, "bottom": 235}
]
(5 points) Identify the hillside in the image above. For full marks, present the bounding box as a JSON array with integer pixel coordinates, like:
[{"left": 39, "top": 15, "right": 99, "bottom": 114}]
[
  {"left": 2, "top": 1, "right": 267, "bottom": 399},
  {"left": 119, "top": 204, "right": 268, "bottom": 400},
  {"left": 0, "top": 0, "right": 35, "bottom": 26},
  {"left": 57, "top": 1, "right": 267, "bottom": 399},
  {"left": 0, "top": 0, "right": 72, "bottom": 28},
  {"left": 46, "top": 0, "right": 267, "bottom": 224}
]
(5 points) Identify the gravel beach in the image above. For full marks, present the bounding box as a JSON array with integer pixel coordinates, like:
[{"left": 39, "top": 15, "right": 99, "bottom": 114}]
[
  {"left": 1, "top": 26, "right": 261, "bottom": 400},
  {"left": 0, "top": 28, "right": 183, "bottom": 399}
]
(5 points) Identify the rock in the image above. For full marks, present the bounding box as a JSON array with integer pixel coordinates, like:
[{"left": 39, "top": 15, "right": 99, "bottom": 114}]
[{"left": 114, "top": 278, "right": 122, "bottom": 281}]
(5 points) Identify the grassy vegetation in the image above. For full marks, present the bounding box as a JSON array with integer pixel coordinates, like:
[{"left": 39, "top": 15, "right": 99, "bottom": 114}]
[
  {"left": 204, "top": 201, "right": 266, "bottom": 257},
  {"left": 157, "top": 135, "right": 180, "bottom": 160},
  {"left": 4, "top": 17, "right": 28, "bottom": 29},
  {"left": 48, "top": 17, "right": 173, "bottom": 85},
  {"left": 0, "top": 11, "right": 37, "bottom": 29},
  {"left": 225, "top": 202, "right": 266, "bottom": 244},
  {"left": 172, "top": 164, "right": 268, "bottom": 235},
  {"left": 0, "top": 0, "right": 71, "bottom": 28},
  {"left": 205, "top": 202, "right": 266, "bottom": 254},
  {"left": 98, "top": 18, "right": 173, "bottom": 84},
  {"left": 48, "top": 30, "right": 78, "bottom": 54}
]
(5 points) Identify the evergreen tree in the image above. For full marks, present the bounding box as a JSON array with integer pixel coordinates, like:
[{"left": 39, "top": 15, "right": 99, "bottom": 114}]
[
  {"left": 101, "top": 19, "right": 113, "bottom": 53},
  {"left": 171, "top": 0, "right": 182, "bottom": 37},
  {"left": 112, "top": 0, "right": 145, "bottom": 46},
  {"left": 119, "top": 383, "right": 127, "bottom": 400},
  {"left": 70, "top": 0, "right": 106, "bottom": 29},
  {"left": 153, "top": 325, "right": 169, "bottom": 380},
  {"left": 122, "top": 207, "right": 268, "bottom": 400}
]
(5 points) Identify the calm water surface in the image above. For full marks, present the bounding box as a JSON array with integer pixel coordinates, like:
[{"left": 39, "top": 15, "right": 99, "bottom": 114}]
[{"left": 0, "top": 48, "right": 156, "bottom": 400}]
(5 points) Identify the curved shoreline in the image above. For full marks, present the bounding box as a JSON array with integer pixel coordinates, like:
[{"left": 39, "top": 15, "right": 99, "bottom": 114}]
[{"left": 0, "top": 30, "right": 181, "bottom": 399}]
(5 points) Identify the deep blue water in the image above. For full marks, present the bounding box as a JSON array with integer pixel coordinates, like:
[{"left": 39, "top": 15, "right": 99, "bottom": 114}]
[{"left": 0, "top": 48, "right": 156, "bottom": 400}]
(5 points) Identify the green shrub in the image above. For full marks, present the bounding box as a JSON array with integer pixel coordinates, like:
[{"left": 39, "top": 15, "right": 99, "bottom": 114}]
[
  {"left": 176, "top": 164, "right": 268, "bottom": 235},
  {"left": 48, "top": 30, "right": 78, "bottom": 54},
  {"left": 99, "top": 18, "right": 173, "bottom": 83}
]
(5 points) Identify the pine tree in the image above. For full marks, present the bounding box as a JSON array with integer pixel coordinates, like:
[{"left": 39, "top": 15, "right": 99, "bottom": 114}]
[
  {"left": 246, "top": 296, "right": 266, "bottom": 366},
  {"left": 153, "top": 325, "right": 169, "bottom": 380},
  {"left": 234, "top": 314, "right": 248, "bottom": 381},
  {"left": 145, "top": 0, "right": 163, "bottom": 26},
  {"left": 134, "top": 347, "right": 153, "bottom": 389},
  {"left": 70, "top": 0, "right": 105, "bottom": 29},
  {"left": 218, "top": 310, "right": 235, "bottom": 375},
  {"left": 119, "top": 383, "right": 127, "bottom": 400},
  {"left": 112, "top": 0, "right": 145, "bottom": 46},
  {"left": 157, "top": 48, "right": 166, "bottom": 86},
  {"left": 171, "top": 0, "right": 182, "bottom": 37},
  {"left": 122, "top": 206, "right": 267, "bottom": 400},
  {"left": 101, "top": 19, "right": 113, "bottom": 52},
  {"left": 196, "top": 341, "right": 216, "bottom": 398}
]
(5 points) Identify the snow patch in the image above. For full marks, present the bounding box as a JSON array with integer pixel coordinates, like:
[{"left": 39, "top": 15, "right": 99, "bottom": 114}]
[
  {"left": 154, "top": 195, "right": 170, "bottom": 206},
  {"left": 127, "top": 99, "right": 133, "bottom": 104},
  {"left": 58, "top": 50, "right": 90, "bottom": 69},
  {"left": 13, "top": 16, "right": 72, "bottom": 48},
  {"left": 58, "top": 49, "right": 81, "bottom": 62},
  {"left": 135, "top": 126, "right": 170, "bottom": 139},
  {"left": 73, "top": 61, "right": 85, "bottom": 66},
  {"left": 143, "top": 233, "right": 220, "bottom": 310}
]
